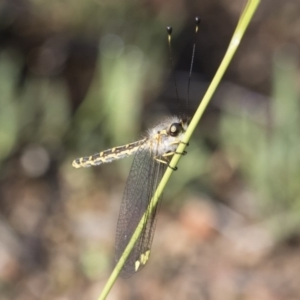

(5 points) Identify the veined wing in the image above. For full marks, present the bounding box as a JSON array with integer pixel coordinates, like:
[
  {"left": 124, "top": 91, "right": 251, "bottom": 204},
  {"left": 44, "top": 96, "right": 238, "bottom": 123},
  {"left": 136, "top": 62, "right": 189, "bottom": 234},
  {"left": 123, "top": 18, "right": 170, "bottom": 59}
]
[{"left": 115, "top": 139, "right": 167, "bottom": 277}]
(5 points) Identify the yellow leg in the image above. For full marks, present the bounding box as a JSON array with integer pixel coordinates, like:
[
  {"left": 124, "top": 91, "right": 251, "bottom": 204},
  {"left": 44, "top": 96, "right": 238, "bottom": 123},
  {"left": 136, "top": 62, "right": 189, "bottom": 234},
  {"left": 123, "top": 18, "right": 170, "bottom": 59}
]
[{"left": 154, "top": 157, "right": 169, "bottom": 164}]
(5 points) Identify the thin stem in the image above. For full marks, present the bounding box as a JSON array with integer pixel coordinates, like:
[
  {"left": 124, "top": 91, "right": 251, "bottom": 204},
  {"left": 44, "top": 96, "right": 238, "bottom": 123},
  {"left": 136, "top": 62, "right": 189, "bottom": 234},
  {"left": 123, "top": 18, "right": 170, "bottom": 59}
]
[{"left": 97, "top": 1, "right": 260, "bottom": 299}]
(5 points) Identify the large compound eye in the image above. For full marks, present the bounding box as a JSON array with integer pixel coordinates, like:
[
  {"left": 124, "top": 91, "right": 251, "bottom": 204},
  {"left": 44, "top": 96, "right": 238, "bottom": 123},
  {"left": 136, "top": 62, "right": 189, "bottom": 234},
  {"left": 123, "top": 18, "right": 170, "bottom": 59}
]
[{"left": 169, "top": 122, "right": 182, "bottom": 137}]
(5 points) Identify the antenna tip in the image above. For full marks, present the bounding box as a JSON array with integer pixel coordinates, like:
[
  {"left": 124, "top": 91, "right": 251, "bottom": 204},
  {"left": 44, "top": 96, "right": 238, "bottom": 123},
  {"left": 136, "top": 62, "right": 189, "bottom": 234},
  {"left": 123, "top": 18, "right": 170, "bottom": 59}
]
[
  {"left": 166, "top": 26, "right": 172, "bottom": 35},
  {"left": 195, "top": 16, "right": 201, "bottom": 25}
]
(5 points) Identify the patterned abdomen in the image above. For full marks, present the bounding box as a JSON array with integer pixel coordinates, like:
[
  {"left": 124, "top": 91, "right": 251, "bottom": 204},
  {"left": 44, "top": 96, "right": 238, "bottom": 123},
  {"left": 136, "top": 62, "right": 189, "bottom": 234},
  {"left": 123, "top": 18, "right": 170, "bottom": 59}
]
[{"left": 72, "top": 139, "right": 147, "bottom": 168}]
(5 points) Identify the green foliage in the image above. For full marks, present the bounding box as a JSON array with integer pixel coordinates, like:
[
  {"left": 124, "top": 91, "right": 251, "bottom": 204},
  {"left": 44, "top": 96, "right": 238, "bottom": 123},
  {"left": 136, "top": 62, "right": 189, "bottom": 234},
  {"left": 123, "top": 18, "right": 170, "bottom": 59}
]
[
  {"left": 220, "top": 46, "right": 300, "bottom": 238},
  {"left": 0, "top": 54, "right": 19, "bottom": 160}
]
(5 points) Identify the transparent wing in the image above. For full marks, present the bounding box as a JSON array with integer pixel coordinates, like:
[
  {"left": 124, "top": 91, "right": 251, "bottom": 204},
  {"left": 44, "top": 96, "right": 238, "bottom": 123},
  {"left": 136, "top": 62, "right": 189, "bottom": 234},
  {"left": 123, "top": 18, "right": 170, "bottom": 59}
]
[{"left": 115, "top": 140, "right": 167, "bottom": 277}]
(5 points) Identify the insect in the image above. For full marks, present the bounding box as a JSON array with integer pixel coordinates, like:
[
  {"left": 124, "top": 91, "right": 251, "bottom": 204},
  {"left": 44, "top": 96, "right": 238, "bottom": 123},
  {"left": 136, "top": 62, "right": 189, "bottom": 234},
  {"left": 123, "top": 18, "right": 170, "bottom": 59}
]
[
  {"left": 72, "top": 17, "right": 200, "bottom": 277},
  {"left": 72, "top": 116, "right": 189, "bottom": 277}
]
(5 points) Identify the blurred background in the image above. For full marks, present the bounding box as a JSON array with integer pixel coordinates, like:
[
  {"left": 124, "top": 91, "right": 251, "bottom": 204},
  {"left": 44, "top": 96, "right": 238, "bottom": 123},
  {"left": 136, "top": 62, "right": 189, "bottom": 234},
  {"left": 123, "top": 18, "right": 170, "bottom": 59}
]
[{"left": 0, "top": 0, "right": 300, "bottom": 299}]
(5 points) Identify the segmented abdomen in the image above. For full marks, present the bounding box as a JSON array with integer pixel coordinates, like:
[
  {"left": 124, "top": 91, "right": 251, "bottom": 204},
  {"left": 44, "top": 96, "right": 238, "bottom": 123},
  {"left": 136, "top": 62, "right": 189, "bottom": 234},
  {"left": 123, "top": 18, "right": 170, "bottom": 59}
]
[{"left": 72, "top": 139, "right": 147, "bottom": 168}]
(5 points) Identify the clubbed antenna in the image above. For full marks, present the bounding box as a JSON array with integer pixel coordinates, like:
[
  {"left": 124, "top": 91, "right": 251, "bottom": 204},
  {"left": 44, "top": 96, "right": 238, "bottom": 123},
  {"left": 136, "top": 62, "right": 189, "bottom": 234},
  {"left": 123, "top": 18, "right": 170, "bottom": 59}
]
[
  {"left": 187, "top": 16, "right": 201, "bottom": 110},
  {"left": 167, "top": 26, "right": 180, "bottom": 104}
]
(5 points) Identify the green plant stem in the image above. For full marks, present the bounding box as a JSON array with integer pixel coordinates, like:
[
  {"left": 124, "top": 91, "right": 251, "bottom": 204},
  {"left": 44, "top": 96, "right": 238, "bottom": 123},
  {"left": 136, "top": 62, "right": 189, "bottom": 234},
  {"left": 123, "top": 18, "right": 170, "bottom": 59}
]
[{"left": 97, "top": 0, "right": 260, "bottom": 299}]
